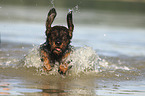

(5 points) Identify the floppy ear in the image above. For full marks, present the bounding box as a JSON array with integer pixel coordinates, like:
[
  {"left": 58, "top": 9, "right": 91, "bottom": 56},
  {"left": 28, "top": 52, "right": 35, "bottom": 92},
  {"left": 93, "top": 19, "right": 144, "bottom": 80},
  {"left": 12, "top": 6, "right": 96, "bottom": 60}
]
[
  {"left": 67, "top": 11, "right": 74, "bottom": 39},
  {"left": 45, "top": 8, "right": 57, "bottom": 36}
]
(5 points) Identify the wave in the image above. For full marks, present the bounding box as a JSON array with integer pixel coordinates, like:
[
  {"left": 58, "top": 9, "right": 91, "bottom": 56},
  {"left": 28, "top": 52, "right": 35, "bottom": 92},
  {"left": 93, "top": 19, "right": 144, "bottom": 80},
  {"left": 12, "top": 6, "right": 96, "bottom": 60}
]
[{"left": 23, "top": 46, "right": 132, "bottom": 77}]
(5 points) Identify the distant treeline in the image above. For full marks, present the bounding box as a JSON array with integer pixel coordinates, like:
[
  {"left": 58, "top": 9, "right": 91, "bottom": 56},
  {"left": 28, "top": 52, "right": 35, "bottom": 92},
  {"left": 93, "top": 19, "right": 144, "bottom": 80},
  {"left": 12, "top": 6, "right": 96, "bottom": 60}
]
[{"left": 1, "top": 0, "right": 145, "bottom": 13}]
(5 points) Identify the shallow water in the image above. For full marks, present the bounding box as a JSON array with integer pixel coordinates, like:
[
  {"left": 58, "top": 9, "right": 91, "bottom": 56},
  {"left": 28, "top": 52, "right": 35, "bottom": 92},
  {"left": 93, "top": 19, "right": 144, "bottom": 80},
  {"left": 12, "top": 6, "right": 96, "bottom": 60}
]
[{"left": 1, "top": 4, "right": 145, "bottom": 96}]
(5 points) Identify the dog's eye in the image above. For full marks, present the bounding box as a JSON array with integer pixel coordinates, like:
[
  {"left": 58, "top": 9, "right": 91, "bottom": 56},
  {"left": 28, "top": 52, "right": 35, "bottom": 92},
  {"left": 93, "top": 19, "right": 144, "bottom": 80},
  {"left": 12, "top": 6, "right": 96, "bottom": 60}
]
[
  {"left": 62, "top": 36, "right": 67, "bottom": 40},
  {"left": 52, "top": 37, "right": 55, "bottom": 40},
  {"left": 51, "top": 33, "right": 57, "bottom": 39}
]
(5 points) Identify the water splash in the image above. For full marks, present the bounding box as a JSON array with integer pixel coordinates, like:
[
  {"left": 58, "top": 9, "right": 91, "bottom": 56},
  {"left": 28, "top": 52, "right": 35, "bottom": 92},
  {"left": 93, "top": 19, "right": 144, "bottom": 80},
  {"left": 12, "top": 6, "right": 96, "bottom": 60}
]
[
  {"left": 24, "top": 46, "right": 102, "bottom": 75},
  {"left": 69, "top": 5, "right": 80, "bottom": 13},
  {"left": 67, "top": 46, "right": 100, "bottom": 75},
  {"left": 51, "top": 0, "right": 55, "bottom": 8},
  {"left": 23, "top": 45, "right": 132, "bottom": 76},
  {"left": 24, "top": 46, "right": 42, "bottom": 69}
]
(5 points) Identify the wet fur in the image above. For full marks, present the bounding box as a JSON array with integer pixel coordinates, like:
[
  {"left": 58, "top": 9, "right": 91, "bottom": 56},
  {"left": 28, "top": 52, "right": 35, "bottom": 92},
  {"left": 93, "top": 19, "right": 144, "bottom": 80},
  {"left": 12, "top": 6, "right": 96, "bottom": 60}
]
[{"left": 40, "top": 8, "right": 74, "bottom": 75}]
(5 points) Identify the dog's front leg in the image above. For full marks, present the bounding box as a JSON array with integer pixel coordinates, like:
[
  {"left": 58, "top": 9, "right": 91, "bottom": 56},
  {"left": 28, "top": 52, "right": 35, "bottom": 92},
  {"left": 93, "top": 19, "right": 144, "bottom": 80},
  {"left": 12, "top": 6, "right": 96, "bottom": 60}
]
[
  {"left": 58, "top": 61, "right": 72, "bottom": 75},
  {"left": 43, "top": 58, "right": 52, "bottom": 72},
  {"left": 40, "top": 50, "right": 52, "bottom": 71}
]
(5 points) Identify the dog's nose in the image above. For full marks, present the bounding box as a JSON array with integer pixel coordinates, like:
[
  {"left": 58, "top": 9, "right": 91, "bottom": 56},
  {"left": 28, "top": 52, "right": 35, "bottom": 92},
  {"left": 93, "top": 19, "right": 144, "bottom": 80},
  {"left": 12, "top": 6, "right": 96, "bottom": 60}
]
[{"left": 55, "top": 41, "right": 62, "bottom": 46}]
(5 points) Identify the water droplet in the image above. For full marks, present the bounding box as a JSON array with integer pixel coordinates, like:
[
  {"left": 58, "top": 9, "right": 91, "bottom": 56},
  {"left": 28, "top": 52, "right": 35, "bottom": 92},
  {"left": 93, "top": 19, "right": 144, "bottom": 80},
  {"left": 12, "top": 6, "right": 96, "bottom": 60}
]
[
  {"left": 69, "top": 9, "right": 73, "bottom": 12},
  {"left": 51, "top": 0, "right": 55, "bottom": 7}
]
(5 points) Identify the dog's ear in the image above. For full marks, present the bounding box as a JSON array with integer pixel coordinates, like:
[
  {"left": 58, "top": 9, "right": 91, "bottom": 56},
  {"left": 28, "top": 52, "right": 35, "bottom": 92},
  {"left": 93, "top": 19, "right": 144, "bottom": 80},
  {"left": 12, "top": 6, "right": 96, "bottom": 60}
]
[
  {"left": 67, "top": 11, "right": 74, "bottom": 39},
  {"left": 45, "top": 8, "right": 57, "bottom": 36}
]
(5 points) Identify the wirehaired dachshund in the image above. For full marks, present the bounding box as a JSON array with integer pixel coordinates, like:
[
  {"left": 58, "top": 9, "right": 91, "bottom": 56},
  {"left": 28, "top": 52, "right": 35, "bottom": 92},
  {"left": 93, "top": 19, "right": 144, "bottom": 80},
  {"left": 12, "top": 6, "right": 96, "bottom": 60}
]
[{"left": 40, "top": 8, "right": 74, "bottom": 75}]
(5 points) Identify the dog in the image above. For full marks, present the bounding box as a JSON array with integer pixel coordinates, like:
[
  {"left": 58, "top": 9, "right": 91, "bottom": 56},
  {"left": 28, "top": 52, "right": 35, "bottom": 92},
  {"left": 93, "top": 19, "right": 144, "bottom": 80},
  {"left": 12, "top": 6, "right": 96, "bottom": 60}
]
[{"left": 40, "top": 8, "right": 74, "bottom": 75}]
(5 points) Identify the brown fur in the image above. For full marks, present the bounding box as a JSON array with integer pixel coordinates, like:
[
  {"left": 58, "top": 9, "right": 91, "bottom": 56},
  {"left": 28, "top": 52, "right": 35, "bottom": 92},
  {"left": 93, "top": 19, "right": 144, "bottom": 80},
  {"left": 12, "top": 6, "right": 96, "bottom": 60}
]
[{"left": 40, "top": 8, "right": 74, "bottom": 75}]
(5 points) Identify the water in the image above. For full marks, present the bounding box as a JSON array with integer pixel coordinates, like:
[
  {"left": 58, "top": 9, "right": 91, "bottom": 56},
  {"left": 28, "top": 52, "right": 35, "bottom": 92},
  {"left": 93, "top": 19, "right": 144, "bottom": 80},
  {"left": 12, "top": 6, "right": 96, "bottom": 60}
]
[{"left": 1, "top": 3, "right": 145, "bottom": 96}]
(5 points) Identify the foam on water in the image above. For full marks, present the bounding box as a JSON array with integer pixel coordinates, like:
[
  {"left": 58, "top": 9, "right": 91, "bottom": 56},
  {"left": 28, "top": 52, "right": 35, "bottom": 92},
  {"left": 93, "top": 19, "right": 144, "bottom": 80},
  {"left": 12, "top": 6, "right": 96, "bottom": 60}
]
[
  {"left": 24, "top": 46, "right": 42, "bottom": 69},
  {"left": 24, "top": 46, "right": 132, "bottom": 76},
  {"left": 67, "top": 46, "right": 100, "bottom": 74}
]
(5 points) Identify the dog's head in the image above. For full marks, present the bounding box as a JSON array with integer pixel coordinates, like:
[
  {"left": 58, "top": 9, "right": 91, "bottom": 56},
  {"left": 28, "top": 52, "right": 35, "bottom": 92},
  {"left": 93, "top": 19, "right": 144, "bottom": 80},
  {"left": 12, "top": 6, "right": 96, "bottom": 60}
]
[{"left": 45, "top": 8, "right": 74, "bottom": 56}]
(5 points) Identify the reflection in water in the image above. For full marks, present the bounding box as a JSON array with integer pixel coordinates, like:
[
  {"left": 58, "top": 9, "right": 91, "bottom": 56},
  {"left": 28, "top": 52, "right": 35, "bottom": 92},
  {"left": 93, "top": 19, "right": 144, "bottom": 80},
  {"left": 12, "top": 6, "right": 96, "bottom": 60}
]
[
  {"left": 0, "top": 83, "right": 10, "bottom": 95},
  {"left": 42, "top": 89, "right": 66, "bottom": 96}
]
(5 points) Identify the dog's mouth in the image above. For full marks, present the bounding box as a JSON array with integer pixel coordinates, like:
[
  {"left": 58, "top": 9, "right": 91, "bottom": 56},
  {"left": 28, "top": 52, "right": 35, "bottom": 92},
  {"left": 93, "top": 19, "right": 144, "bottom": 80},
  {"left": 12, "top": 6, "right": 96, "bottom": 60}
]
[
  {"left": 53, "top": 48, "right": 62, "bottom": 54},
  {"left": 55, "top": 48, "right": 62, "bottom": 52}
]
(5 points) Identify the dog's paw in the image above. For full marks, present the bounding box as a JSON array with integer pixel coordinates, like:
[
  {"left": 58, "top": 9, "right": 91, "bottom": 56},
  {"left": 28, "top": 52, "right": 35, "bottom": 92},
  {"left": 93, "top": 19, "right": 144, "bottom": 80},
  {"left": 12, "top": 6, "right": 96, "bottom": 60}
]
[
  {"left": 58, "top": 64, "right": 68, "bottom": 75},
  {"left": 43, "top": 65, "right": 52, "bottom": 72},
  {"left": 58, "top": 64, "right": 72, "bottom": 75}
]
